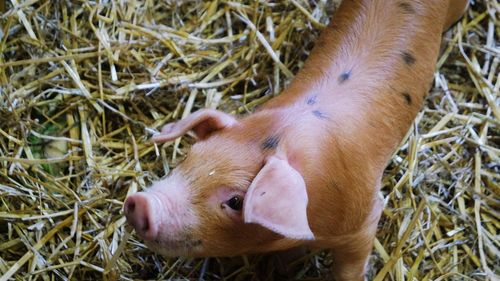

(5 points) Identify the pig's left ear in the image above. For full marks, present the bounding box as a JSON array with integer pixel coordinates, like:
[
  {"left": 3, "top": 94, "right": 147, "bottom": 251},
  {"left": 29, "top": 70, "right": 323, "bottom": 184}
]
[
  {"left": 243, "top": 157, "right": 314, "bottom": 240},
  {"left": 152, "top": 109, "right": 238, "bottom": 142}
]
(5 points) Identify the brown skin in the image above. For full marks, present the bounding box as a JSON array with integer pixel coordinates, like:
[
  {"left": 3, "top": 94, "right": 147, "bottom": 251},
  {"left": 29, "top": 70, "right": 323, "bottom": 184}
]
[{"left": 127, "top": 0, "right": 468, "bottom": 280}]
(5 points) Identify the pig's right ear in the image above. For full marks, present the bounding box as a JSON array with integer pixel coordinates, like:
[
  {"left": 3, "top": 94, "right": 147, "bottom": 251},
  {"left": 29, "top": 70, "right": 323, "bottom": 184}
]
[
  {"left": 151, "top": 109, "right": 238, "bottom": 143},
  {"left": 243, "top": 157, "right": 314, "bottom": 240}
]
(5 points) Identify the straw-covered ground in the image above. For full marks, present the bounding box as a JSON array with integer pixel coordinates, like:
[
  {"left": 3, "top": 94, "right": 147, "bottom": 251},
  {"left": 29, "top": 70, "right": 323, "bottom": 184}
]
[{"left": 1, "top": 0, "right": 498, "bottom": 280}]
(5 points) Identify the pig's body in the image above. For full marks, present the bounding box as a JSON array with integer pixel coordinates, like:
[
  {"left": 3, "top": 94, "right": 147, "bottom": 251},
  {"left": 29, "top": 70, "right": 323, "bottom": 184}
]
[{"left": 125, "top": 0, "right": 468, "bottom": 280}]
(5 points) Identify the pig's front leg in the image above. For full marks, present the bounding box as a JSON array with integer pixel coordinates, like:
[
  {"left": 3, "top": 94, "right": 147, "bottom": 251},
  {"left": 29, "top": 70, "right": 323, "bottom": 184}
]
[
  {"left": 328, "top": 196, "right": 383, "bottom": 281},
  {"left": 329, "top": 235, "right": 375, "bottom": 281}
]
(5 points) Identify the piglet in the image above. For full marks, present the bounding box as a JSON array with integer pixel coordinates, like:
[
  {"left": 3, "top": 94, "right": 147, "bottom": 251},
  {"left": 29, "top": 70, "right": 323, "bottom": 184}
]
[{"left": 124, "top": 0, "right": 468, "bottom": 280}]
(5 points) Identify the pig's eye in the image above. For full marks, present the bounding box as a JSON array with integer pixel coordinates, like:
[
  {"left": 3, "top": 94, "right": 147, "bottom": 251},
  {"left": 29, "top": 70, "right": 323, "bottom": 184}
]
[{"left": 225, "top": 196, "right": 243, "bottom": 211}]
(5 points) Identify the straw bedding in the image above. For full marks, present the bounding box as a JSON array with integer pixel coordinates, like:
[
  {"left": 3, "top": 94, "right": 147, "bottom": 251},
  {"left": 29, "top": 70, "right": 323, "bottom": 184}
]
[{"left": 0, "top": 0, "right": 498, "bottom": 280}]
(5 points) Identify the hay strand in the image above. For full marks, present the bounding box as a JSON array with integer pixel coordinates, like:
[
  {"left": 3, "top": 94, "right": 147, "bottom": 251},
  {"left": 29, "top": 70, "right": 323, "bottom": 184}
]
[{"left": 0, "top": 0, "right": 498, "bottom": 280}]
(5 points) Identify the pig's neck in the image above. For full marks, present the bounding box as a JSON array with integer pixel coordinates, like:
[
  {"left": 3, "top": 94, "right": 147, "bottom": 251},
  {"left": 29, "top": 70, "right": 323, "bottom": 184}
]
[{"left": 263, "top": 0, "right": 449, "bottom": 169}]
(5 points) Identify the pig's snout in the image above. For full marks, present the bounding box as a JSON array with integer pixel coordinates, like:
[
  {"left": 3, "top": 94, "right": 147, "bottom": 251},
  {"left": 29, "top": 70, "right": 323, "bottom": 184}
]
[{"left": 124, "top": 193, "right": 159, "bottom": 241}]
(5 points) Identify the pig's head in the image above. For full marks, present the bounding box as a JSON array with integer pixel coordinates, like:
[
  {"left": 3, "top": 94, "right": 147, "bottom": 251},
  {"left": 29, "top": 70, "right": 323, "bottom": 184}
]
[{"left": 124, "top": 109, "right": 314, "bottom": 257}]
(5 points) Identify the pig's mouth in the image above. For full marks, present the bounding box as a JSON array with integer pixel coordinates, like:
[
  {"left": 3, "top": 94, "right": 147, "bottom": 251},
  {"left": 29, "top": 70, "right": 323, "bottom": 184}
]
[
  {"left": 144, "top": 235, "right": 204, "bottom": 257},
  {"left": 155, "top": 238, "right": 202, "bottom": 250}
]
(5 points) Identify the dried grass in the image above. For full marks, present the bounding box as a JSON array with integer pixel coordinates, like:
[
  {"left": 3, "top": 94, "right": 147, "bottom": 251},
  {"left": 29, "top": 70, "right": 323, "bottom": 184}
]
[{"left": 0, "top": 0, "right": 498, "bottom": 280}]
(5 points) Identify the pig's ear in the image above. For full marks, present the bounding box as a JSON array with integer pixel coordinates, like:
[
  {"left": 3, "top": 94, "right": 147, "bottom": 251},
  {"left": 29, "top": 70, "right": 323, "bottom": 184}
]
[
  {"left": 152, "top": 109, "right": 238, "bottom": 142},
  {"left": 243, "top": 157, "right": 314, "bottom": 240}
]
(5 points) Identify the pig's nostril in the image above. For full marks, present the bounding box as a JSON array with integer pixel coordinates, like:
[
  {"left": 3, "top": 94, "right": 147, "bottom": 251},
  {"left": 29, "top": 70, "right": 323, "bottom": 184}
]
[{"left": 126, "top": 200, "right": 136, "bottom": 214}]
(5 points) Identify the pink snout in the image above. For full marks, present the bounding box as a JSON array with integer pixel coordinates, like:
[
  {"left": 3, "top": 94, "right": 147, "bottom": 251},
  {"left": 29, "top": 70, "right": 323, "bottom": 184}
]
[{"left": 124, "top": 193, "right": 159, "bottom": 241}]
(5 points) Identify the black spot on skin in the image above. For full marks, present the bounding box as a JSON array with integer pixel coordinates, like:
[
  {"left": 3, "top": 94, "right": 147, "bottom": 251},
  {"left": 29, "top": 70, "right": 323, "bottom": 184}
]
[
  {"left": 330, "top": 180, "right": 341, "bottom": 191},
  {"left": 398, "top": 2, "right": 415, "bottom": 13},
  {"left": 402, "top": 92, "right": 412, "bottom": 105},
  {"left": 262, "top": 135, "right": 280, "bottom": 150},
  {"left": 338, "top": 71, "right": 351, "bottom": 83},
  {"left": 306, "top": 95, "right": 317, "bottom": 105},
  {"left": 401, "top": 51, "right": 416, "bottom": 65},
  {"left": 312, "top": 110, "right": 328, "bottom": 120},
  {"left": 260, "top": 192, "right": 266, "bottom": 196}
]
